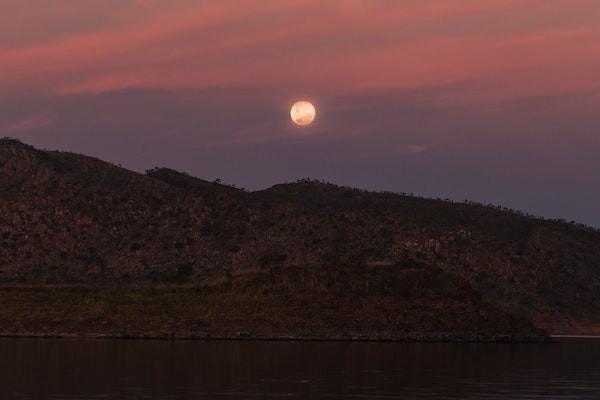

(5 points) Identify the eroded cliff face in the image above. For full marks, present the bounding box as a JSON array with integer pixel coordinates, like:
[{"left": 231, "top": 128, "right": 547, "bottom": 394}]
[{"left": 1, "top": 139, "right": 599, "bottom": 332}]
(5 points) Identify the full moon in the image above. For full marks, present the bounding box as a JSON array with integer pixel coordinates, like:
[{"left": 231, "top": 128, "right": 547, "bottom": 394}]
[{"left": 290, "top": 101, "right": 316, "bottom": 126}]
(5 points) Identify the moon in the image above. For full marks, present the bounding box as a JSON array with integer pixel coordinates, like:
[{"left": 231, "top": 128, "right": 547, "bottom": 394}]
[{"left": 290, "top": 101, "right": 316, "bottom": 126}]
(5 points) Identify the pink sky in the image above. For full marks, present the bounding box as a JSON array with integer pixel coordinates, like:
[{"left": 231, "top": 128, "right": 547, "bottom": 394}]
[
  {"left": 2, "top": 0, "right": 599, "bottom": 96},
  {"left": 1, "top": 0, "right": 600, "bottom": 225}
]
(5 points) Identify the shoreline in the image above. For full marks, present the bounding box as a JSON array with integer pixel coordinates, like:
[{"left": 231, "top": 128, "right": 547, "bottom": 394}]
[
  {"left": 551, "top": 335, "right": 600, "bottom": 339},
  {"left": 0, "top": 285, "right": 550, "bottom": 343},
  {"left": 0, "top": 332, "right": 552, "bottom": 343}
]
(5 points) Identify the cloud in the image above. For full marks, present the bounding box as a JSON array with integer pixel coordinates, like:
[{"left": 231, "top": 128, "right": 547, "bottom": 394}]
[
  {"left": 1, "top": 0, "right": 598, "bottom": 98},
  {"left": 1, "top": 113, "right": 55, "bottom": 134}
]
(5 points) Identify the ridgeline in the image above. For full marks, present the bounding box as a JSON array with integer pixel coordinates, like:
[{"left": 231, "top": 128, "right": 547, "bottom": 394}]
[{"left": 2, "top": 139, "right": 599, "bottom": 340}]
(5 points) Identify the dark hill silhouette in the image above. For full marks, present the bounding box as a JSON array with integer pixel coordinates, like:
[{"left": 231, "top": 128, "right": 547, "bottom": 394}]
[{"left": 1, "top": 138, "right": 599, "bottom": 337}]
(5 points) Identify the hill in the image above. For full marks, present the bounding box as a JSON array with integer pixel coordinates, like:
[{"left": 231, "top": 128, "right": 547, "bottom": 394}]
[
  {"left": 1, "top": 139, "right": 599, "bottom": 337},
  {"left": 0, "top": 264, "right": 543, "bottom": 341}
]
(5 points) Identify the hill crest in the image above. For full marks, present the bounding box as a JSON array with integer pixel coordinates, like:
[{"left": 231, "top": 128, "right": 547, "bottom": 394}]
[{"left": 1, "top": 139, "right": 599, "bottom": 335}]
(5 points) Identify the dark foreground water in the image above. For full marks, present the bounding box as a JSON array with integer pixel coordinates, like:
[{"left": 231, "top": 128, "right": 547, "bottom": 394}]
[{"left": 1, "top": 338, "right": 600, "bottom": 399}]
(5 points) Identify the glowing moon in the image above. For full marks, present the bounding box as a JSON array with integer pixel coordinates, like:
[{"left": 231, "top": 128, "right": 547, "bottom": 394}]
[{"left": 290, "top": 101, "right": 316, "bottom": 126}]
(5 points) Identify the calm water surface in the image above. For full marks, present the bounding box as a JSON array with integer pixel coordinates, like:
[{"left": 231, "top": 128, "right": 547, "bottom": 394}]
[{"left": 1, "top": 338, "right": 600, "bottom": 399}]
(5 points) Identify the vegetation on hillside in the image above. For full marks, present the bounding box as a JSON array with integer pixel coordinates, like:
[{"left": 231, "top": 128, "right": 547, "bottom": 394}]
[
  {"left": 1, "top": 138, "right": 599, "bottom": 335},
  {"left": 0, "top": 265, "right": 546, "bottom": 341}
]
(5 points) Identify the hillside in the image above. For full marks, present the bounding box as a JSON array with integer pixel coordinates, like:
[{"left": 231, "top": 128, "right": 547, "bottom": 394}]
[
  {"left": 0, "top": 265, "right": 544, "bottom": 341},
  {"left": 1, "top": 139, "right": 599, "bottom": 337}
]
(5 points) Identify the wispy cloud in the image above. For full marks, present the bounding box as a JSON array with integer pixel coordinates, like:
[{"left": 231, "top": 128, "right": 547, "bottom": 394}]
[
  {"left": 1, "top": 113, "right": 55, "bottom": 134},
  {"left": 1, "top": 0, "right": 598, "bottom": 97}
]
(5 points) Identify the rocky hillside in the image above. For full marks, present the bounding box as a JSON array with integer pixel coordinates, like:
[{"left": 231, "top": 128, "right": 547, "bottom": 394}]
[
  {"left": 0, "top": 264, "right": 546, "bottom": 341},
  {"left": 1, "top": 139, "right": 599, "bottom": 335}
]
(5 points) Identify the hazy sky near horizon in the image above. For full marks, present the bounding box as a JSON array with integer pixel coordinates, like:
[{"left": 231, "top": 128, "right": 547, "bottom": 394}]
[{"left": 1, "top": 1, "right": 600, "bottom": 225}]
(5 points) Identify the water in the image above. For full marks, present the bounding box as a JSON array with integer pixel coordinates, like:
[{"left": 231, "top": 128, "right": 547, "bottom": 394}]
[{"left": 1, "top": 338, "right": 600, "bottom": 399}]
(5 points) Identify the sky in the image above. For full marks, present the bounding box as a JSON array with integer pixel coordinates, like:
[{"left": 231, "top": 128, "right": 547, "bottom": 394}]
[{"left": 1, "top": 0, "right": 599, "bottom": 226}]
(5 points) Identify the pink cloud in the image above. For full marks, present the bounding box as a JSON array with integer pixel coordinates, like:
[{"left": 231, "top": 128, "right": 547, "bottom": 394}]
[
  {"left": 0, "top": 0, "right": 598, "bottom": 100},
  {"left": 1, "top": 113, "right": 55, "bottom": 134}
]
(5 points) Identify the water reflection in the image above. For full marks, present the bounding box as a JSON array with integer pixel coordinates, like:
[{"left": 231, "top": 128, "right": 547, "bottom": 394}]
[{"left": 1, "top": 338, "right": 600, "bottom": 399}]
